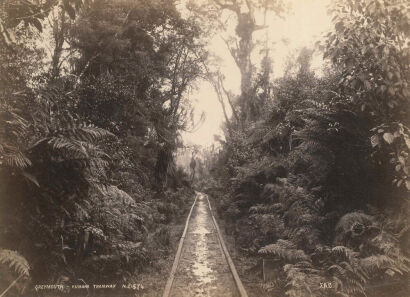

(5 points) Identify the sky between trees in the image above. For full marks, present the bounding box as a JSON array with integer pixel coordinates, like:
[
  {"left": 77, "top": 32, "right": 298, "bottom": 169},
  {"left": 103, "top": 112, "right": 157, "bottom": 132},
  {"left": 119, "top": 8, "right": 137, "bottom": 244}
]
[{"left": 182, "top": 0, "right": 332, "bottom": 146}]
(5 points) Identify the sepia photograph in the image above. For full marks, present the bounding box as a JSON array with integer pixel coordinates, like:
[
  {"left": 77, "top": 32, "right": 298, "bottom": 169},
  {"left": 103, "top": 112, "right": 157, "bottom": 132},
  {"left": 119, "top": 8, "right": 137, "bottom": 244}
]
[{"left": 0, "top": 0, "right": 409, "bottom": 296}]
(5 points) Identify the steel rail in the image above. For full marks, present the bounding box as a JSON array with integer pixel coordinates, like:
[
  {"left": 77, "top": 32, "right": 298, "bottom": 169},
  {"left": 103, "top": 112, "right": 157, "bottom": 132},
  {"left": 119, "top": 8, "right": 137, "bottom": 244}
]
[
  {"left": 204, "top": 193, "right": 249, "bottom": 297},
  {"left": 162, "top": 192, "right": 249, "bottom": 297},
  {"left": 162, "top": 192, "right": 198, "bottom": 297}
]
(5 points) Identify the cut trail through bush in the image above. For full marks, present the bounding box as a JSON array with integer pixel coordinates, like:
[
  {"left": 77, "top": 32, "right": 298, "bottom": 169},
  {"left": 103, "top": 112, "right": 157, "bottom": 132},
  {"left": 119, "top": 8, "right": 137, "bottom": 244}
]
[{"left": 164, "top": 192, "right": 246, "bottom": 297}]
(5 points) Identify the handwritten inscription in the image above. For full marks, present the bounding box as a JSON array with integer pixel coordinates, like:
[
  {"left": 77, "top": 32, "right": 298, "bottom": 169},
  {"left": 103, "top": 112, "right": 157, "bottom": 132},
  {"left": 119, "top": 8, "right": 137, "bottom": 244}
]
[
  {"left": 34, "top": 283, "right": 143, "bottom": 292},
  {"left": 319, "top": 282, "right": 333, "bottom": 289},
  {"left": 122, "top": 283, "right": 144, "bottom": 290},
  {"left": 93, "top": 284, "right": 116, "bottom": 289},
  {"left": 34, "top": 285, "right": 65, "bottom": 291}
]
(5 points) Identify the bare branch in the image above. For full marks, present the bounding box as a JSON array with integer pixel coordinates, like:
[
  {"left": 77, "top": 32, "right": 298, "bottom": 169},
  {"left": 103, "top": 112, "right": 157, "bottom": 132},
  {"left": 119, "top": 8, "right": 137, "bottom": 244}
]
[
  {"left": 254, "top": 24, "right": 268, "bottom": 31},
  {"left": 212, "top": 0, "right": 240, "bottom": 15},
  {"left": 244, "top": 0, "right": 254, "bottom": 15},
  {"left": 214, "top": 80, "right": 232, "bottom": 137},
  {"left": 218, "top": 73, "right": 240, "bottom": 123},
  {"left": 200, "top": 58, "right": 233, "bottom": 136},
  {"left": 222, "top": 36, "right": 241, "bottom": 68}
]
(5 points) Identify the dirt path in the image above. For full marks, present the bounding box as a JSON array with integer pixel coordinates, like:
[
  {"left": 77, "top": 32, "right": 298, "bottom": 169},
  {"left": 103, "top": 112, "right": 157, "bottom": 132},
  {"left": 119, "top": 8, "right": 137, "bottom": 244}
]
[{"left": 169, "top": 193, "right": 239, "bottom": 297}]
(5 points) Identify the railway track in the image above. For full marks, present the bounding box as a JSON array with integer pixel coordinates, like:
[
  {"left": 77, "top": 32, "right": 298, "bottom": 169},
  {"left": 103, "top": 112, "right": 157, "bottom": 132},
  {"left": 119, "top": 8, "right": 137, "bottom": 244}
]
[{"left": 162, "top": 192, "right": 248, "bottom": 297}]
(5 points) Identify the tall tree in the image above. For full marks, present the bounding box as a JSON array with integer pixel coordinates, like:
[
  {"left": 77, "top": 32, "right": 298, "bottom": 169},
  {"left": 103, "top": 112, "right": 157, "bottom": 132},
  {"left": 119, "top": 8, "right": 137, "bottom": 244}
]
[
  {"left": 191, "top": 0, "right": 286, "bottom": 122},
  {"left": 70, "top": 0, "right": 206, "bottom": 189}
]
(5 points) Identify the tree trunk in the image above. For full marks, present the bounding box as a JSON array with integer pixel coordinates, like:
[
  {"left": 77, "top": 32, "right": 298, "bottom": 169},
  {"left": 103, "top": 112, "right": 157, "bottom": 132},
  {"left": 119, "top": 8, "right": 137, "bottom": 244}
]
[{"left": 50, "top": 8, "right": 66, "bottom": 80}]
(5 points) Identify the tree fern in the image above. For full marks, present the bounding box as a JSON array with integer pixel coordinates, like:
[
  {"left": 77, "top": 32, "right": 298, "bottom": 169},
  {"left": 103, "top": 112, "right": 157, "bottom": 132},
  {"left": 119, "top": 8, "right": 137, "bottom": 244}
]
[{"left": 335, "top": 212, "right": 375, "bottom": 236}]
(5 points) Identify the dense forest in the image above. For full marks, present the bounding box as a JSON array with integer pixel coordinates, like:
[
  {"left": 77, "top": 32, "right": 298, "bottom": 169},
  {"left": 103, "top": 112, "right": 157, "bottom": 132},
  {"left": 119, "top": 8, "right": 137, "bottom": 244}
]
[
  {"left": 196, "top": 0, "right": 410, "bottom": 296},
  {"left": 0, "top": 0, "right": 204, "bottom": 296},
  {"left": 0, "top": 0, "right": 409, "bottom": 297}
]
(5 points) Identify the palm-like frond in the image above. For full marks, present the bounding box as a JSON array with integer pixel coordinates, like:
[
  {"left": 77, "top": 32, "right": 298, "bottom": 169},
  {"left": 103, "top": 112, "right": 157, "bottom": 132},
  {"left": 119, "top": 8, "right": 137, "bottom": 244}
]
[
  {"left": 283, "top": 263, "right": 327, "bottom": 297},
  {"left": 0, "top": 249, "right": 30, "bottom": 278},
  {"left": 331, "top": 246, "right": 359, "bottom": 260},
  {"left": 2, "top": 149, "right": 32, "bottom": 168},
  {"left": 360, "top": 255, "right": 395, "bottom": 273},
  {"left": 0, "top": 104, "right": 31, "bottom": 169},
  {"left": 259, "top": 240, "right": 311, "bottom": 263},
  {"left": 44, "top": 137, "right": 109, "bottom": 159}
]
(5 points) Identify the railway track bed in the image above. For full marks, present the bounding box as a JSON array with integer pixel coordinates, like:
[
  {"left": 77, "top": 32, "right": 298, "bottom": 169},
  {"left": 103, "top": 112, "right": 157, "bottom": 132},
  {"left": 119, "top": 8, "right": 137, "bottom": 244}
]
[{"left": 162, "top": 192, "right": 247, "bottom": 297}]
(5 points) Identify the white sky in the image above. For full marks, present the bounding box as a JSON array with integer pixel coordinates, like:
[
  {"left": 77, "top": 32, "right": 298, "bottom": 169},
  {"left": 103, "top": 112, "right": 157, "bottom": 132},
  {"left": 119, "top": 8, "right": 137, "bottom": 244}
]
[{"left": 181, "top": 0, "right": 332, "bottom": 147}]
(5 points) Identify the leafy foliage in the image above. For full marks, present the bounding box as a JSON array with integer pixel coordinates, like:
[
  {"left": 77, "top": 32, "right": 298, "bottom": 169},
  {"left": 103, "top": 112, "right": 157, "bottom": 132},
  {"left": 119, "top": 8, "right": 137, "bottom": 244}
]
[
  {"left": 0, "top": 249, "right": 30, "bottom": 278},
  {"left": 0, "top": 104, "right": 31, "bottom": 169},
  {"left": 0, "top": 0, "right": 200, "bottom": 294},
  {"left": 0, "top": 0, "right": 92, "bottom": 45},
  {"left": 0, "top": 249, "right": 30, "bottom": 296},
  {"left": 203, "top": 1, "right": 410, "bottom": 296}
]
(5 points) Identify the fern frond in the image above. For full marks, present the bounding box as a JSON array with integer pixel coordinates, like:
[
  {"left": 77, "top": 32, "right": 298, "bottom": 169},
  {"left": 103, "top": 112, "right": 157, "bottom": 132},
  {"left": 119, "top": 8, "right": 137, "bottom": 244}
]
[
  {"left": 340, "top": 261, "right": 367, "bottom": 283},
  {"left": 370, "top": 231, "right": 400, "bottom": 257},
  {"left": 98, "top": 186, "right": 136, "bottom": 205},
  {"left": 0, "top": 249, "right": 30, "bottom": 277},
  {"left": 335, "top": 212, "right": 374, "bottom": 234},
  {"left": 331, "top": 246, "right": 359, "bottom": 260},
  {"left": 360, "top": 255, "right": 395, "bottom": 272},
  {"left": 84, "top": 226, "right": 106, "bottom": 240},
  {"left": 283, "top": 263, "right": 326, "bottom": 297},
  {"left": 259, "top": 240, "right": 311, "bottom": 262},
  {"left": 73, "top": 202, "right": 90, "bottom": 220},
  {"left": 47, "top": 137, "right": 89, "bottom": 158},
  {"left": 0, "top": 104, "right": 31, "bottom": 169},
  {"left": 3, "top": 151, "right": 32, "bottom": 168},
  {"left": 46, "top": 137, "right": 109, "bottom": 159},
  {"left": 249, "top": 203, "right": 283, "bottom": 214},
  {"left": 328, "top": 264, "right": 346, "bottom": 276},
  {"left": 74, "top": 126, "right": 115, "bottom": 142}
]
